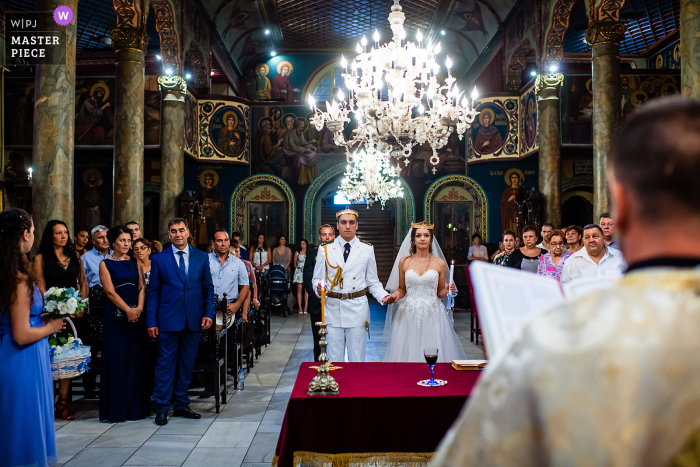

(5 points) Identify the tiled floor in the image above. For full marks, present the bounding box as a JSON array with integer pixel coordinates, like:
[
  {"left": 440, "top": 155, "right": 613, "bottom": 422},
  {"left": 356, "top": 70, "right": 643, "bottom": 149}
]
[{"left": 52, "top": 304, "right": 485, "bottom": 467}]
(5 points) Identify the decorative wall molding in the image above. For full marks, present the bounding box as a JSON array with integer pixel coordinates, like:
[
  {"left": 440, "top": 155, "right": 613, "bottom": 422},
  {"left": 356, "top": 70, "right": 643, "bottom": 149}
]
[
  {"left": 151, "top": 0, "right": 181, "bottom": 72},
  {"left": 544, "top": 0, "right": 578, "bottom": 66},
  {"left": 507, "top": 40, "right": 534, "bottom": 91},
  {"left": 231, "top": 174, "right": 295, "bottom": 244},
  {"left": 424, "top": 175, "right": 488, "bottom": 241}
]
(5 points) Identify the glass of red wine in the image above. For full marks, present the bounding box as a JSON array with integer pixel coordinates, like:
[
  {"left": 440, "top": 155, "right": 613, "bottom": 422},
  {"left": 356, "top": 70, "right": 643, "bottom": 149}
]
[{"left": 423, "top": 348, "right": 439, "bottom": 386}]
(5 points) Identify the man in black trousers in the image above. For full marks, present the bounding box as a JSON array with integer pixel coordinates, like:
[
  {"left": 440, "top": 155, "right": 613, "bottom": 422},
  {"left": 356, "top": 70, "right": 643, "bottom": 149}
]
[{"left": 303, "top": 224, "right": 336, "bottom": 361}]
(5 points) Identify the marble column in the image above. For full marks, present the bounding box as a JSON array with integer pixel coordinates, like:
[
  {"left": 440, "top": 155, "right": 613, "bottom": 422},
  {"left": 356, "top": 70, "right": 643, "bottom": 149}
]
[
  {"left": 535, "top": 73, "right": 564, "bottom": 227},
  {"left": 158, "top": 75, "right": 187, "bottom": 242},
  {"left": 32, "top": 0, "right": 78, "bottom": 237},
  {"left": 586, "top": 21, "right": 625, "bottom": 220},
  {"left": 681, "top": 0, "right": 700, "bottom": 97},
  {"left": 110, "top": 28, "right": 149, "bottom": 226}
]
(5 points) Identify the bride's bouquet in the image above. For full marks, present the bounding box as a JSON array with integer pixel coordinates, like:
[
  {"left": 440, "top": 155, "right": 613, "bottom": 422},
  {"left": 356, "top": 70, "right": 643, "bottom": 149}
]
[{"left": 43, "top": 287, "right": 89, "bottom": 318}]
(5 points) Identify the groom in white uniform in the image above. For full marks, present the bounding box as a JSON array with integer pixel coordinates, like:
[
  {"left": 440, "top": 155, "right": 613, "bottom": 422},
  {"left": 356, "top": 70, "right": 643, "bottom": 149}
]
[{"left": 313, "top": 207, "right": 393, "bottom": 362}]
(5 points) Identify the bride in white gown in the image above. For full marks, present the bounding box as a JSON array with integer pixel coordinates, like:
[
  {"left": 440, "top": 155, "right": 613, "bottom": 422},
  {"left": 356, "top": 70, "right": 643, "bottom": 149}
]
[{"left": 383, "top": 223, "right": 467, "bottom": 363}]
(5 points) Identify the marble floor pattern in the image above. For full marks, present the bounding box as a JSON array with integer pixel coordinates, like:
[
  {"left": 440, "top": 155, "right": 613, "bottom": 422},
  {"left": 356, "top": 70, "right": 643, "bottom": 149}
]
[{"left": 52, "top": 304, "right": 485, "bottom": 467}]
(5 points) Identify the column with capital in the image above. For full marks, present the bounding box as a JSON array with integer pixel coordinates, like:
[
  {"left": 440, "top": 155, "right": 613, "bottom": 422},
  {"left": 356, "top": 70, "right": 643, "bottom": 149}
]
[
  {"left": 681, "top": 0, "right": 700, "bottom": 97},
  {"left": 158, "top": 75, "right": 187, "bottom": 242},
  {"left": 585, "top": 21, "right": 625, "bottom": 220},
  {"left": 535, "top": 72, "right": 564, "bottom": 227},
  {"left": 32, "top": 0, "right": 79, "bottom": 238},
  {"left": 110, "top": 27, "right": 149, "bottom": 226}
]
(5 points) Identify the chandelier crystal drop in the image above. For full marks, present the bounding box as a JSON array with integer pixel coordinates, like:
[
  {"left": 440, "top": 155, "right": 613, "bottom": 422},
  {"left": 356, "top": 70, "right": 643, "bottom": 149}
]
[
  {"left": 338, "top": 147, "right": 404, "bottom": 208},
  {"left": 308, "top": 0, "right": 479, "bottom": 174}
]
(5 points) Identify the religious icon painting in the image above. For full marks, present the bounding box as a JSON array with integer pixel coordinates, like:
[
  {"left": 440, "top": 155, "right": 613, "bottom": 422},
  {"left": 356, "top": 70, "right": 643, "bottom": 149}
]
[
  {"left": 471, "top": 102, "right": 509, "bottom": 156},
  {"left": 524, "top": 92, "right": 537, "bottom": 149},
  {"left": 199, "top": 101, "right": 250, "bottom": 164},
  {"left": 74, "top": 79, "right": 116, "bottom": 146}
]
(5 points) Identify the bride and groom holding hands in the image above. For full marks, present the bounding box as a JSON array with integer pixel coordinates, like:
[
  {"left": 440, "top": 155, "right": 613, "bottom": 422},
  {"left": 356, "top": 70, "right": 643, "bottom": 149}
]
[{"left": 312, "top": 208, "right": 466, "bottom": 363}]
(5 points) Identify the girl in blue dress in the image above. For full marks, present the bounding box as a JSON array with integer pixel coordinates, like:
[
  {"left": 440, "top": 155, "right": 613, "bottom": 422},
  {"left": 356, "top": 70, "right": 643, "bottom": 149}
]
[{"left": 0, "top": 208, "right": 66, "bottom": 467}]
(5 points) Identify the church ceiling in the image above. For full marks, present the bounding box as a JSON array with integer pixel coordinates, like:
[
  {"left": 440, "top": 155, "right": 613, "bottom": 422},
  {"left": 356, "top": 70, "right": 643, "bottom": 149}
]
[{"left": 564, "top": 0, "right": 679, "bottom": 55}]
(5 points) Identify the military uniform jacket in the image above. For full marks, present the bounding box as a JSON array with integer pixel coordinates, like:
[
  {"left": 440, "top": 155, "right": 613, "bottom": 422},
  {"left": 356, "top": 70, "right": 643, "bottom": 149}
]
[{"left": 312, "top": 236, "right": 389, "bottom": 328}]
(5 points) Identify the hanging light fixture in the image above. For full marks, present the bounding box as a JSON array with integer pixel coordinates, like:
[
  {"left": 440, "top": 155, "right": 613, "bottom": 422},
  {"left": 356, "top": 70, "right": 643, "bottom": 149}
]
[
  {"left": 338, "top": 147, "right": 404, "bottom": 207},
  {"left": 309, "top": 0, "right": 479, "bottom": 173}
]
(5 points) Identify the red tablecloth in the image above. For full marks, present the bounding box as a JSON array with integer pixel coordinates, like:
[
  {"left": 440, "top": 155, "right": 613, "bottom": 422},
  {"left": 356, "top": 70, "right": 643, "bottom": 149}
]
[{"left": 273, "top": 362, "right": 482, "bottom": 467}]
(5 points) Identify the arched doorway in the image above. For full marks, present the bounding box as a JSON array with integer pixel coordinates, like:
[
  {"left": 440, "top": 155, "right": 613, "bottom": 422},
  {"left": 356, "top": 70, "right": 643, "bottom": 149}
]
[
  {"left": 561, "top": 191, "right": 593, "bottom": 227},
  {"left": 302, "top": 164, "right": 415, "bottom": 284},
  {"left": 231, "top": 174, "right": 296, "bottom": 247}
]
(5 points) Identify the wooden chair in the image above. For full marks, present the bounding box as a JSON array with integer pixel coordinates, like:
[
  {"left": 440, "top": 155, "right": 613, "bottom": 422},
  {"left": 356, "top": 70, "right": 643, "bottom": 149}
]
[{"left": 189, "top": 294, "right": 227, "bottom": 413}]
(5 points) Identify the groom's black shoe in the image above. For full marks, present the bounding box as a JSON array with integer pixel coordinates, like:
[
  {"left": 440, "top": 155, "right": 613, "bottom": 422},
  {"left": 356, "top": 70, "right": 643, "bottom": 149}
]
[
  {"left": 155, "top": 411, "right": 168, "bottom": 426},
  {"left": 173, "top": 405, "right": 201, "bottom": 419}
]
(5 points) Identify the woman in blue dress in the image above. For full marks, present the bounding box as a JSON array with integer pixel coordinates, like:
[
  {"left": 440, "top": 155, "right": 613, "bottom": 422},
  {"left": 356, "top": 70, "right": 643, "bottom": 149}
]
[
  {"left": 98, "top": 225, "right": 150, "bottom": 423},
  {"left": 0, "top": 208, "right": 65, "bottom": 467}
]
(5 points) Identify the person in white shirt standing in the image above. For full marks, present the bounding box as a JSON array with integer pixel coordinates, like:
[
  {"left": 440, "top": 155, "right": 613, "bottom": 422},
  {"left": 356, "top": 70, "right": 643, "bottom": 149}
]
[
  {"left": 560, "top": 224, "right": 626, "bottom": 283},
  {"left": 312, "top": 207, "right": 393, "bottom": 362},
  {"left": 600, "top": 212, "right": 617, "bottom": 248}
]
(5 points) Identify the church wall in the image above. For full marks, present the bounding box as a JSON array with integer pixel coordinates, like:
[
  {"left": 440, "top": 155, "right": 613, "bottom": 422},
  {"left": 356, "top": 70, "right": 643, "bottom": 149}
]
[{"left": 468, "top": 157, "right": 539, "bottom": 242}]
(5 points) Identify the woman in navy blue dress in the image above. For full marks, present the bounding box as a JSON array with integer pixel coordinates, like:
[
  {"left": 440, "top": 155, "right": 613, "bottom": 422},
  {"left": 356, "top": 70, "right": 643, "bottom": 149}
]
[
  {"left": 0, "top": 208, "right": 65, "bottom": 467},
  {"left": 98, "top": 225, "right": 150, "bottom": 422}
]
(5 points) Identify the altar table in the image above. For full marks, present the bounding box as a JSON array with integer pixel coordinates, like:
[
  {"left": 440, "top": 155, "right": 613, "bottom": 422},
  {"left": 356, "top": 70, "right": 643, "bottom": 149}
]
[{"left": 273, "top": 362, "right": 482, "bottom": 467}]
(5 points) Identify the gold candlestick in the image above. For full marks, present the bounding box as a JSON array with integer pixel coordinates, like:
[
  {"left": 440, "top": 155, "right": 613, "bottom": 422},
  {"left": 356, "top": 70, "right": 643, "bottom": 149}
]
[{"left": 308, "top": 322, "right": 339, "bottom": 396}]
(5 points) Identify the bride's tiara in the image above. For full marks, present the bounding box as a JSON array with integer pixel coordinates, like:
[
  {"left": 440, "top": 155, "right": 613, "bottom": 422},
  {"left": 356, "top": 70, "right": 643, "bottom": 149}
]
[{"left": 411, "top": 221, "right": 434, "bottom": 229}]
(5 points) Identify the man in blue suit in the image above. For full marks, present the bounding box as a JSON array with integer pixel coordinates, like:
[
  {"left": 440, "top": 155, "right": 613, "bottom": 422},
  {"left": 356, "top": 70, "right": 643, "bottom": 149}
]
[{"left": 147, "top": 218, "right": 215, "bottom": 426}]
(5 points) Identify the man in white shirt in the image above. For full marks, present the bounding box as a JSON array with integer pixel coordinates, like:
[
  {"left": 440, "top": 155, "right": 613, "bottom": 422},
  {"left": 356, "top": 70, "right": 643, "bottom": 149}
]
[
  {"left": 560, "top": 224, "right": 626, "bottom": 283},
  {"left": 600, "top": 212, "right": 617, "bottom": 248},
  {"left": 536, "top": 222, "right": 553, "bottom": 250}
]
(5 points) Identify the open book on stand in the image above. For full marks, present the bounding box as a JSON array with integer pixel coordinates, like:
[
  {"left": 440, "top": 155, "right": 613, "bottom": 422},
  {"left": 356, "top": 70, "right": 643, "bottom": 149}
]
[{"left": 469, "top": 262, "right": 618, "bottom": 359}]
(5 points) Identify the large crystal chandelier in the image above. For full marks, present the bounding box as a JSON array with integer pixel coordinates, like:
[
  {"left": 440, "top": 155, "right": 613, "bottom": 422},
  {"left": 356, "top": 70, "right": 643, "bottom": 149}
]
[
  {"left": 338, "top": 147, "right": 404, "bottom": 207},
  {"left": 308, "top": 0, "right": 479, "bottom": 174}
]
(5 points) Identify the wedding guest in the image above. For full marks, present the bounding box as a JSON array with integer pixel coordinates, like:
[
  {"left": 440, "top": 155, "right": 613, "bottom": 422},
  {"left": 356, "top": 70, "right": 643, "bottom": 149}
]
[
  {"left": 0, "top": 208, "right": 65, "bottom": 467},
  {"left": 250, "top": 233, "right": 272, "bottom": 276},
  {"left": 153, "top": 240, "right": 163, "bottom": 253},
  {"left": 74, "top": 229, "right": 89, "bottom": 256},
  {"left": 467, "top": 234, "right": 488, "bottom": 262},
  {"left": 293, "top": 239, "right": 309, "bottom": 314},
  {"left": 83, "top": 225, "right": 112, "bottom": 288},
  {"left": 148, "top": 218, "right": 215, "bottom": 426},
  {"left": 303, "top": 225, "right": 336, "bottom": 361},
  {"left": 560, "top": 224, "right": 626, "bottom": 283},
  {"left": 209, "top": 229, "right": 249, "bottom": 323},
  {"left": 537, "top": 229, "right": 571, "bottom": 281},
  {"left": 489, "top": 241, "right": 504, "bottom": 261},
  {"left": 273, "top": 234, "right": 292, "bottom": 272},
  {"left": 536, "top": 223, "right": 554, "bottom": 250},
  {"left": 514, "top": 236, "right": 522, "bottom": 248},
  {"left": 232, "top": 240, "right": 257, "bottom": 317},
  {"left": 600, "top": 212, "right": 617, "bottom": 248},
  {"left": 231, "top": 231, "right": 249, "bottom": 261},
  {"left": 505, "top": 225, "right": 546, "bottom": 272},
  {"left": 493, "top": 231, "right": 516, "bottom": 266},
  {"left": 98, "top": 225, "right": 150, "bottom": 423},
  {"left": 133, "top": 238, "right": 152, "bottom": 284},
  {"left": 125, "top": 221, "right": 141, "bottom": 239},
  {"left": 565, "top": 225, "right": 583, "bottom": 253},
  {"left": 34, "top": 220, "right": 90, "bottom": 419}
]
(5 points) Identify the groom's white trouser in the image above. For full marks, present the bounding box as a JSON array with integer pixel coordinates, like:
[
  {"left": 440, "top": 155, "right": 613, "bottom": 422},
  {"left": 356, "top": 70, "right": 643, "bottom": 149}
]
[{"left": 327, "top": 326, "right": 366, "bottom": 362}]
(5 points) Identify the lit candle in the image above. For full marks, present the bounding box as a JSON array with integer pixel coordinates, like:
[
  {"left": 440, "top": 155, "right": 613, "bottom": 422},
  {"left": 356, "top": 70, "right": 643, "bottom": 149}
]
[
  {"left": 449, "top": 260, "right": 454, "bottom": 287},
  {"left": 320, "top": 279, "right": 326, "bottom": 323}
]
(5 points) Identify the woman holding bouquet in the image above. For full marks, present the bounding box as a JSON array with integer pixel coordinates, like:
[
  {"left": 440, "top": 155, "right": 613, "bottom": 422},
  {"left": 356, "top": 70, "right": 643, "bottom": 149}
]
[
  {"left": 0, "top": 208, "right": 65, "bottom": 467},
  {"left": 34, "top": 220, "right": 89, "bottom": 420},
  {"left": 98, "top": 225, "right": 150, "bottom": 422}
]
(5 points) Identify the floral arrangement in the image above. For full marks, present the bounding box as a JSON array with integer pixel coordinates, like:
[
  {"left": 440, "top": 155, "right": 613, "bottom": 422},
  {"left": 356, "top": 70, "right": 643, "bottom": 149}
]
[
  {"left": 43, "top": 287, "right": 88, "bottom": 318},
  {"left": 48, "top": 333, "right": 83, "bottom": 359}
]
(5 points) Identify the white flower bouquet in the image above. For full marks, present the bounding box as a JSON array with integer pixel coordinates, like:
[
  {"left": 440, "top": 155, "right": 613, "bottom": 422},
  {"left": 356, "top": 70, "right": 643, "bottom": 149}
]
[{"left": 43, "top": 287, "right": 88, "bottom": 318}]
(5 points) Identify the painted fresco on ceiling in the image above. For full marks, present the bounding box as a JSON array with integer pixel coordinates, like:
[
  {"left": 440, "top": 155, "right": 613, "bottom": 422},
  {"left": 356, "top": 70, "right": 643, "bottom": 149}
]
[
  {"left": 201, "top": 0, "right": 266, "bottom": 77},
  {"left": 520, "top": 84, "right": 538, "bottom": 156},
  {"left": 648, "top": 41, "right": 680, "bottom": 70},
  {"left": 184, "top": 91, "right": 199, "bottom": 157},
  {"left": 198, "top": 100, "right": 250, "bottom": 163},
  {"left": 562, "top": 74, "right": 680, "bottom": 145},
  {"left": 469, "top": 98, "right": 519, "bottom": 161},
  {"left": 4, "top": 78, "right": 160, "bottom": 147}
]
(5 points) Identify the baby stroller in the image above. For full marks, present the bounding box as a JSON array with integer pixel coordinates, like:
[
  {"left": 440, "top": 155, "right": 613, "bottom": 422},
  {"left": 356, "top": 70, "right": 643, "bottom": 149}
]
[{"left": 266, "top": 264, "right": 290, "bottom": 317}]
